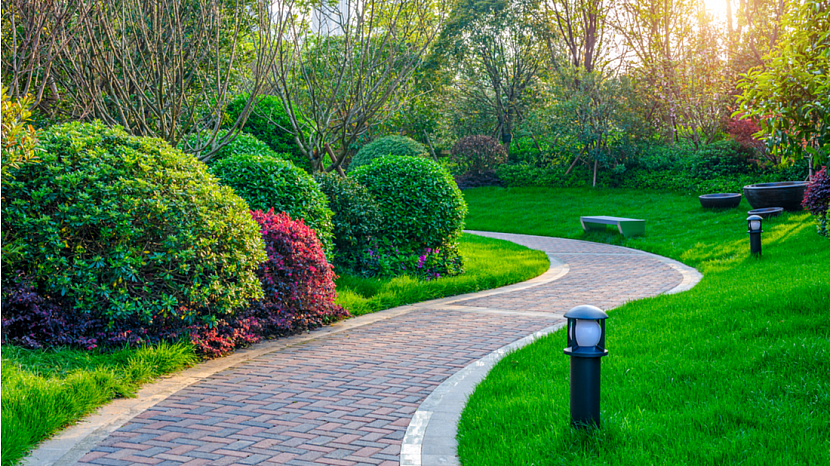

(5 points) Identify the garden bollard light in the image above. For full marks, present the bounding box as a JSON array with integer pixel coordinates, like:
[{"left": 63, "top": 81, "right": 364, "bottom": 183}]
[
  {"left": 563, "top": 305, "right": 608, "bottom": 429},
  {"left": 747, "top": 214, "right": 763, "bottom": 256}
]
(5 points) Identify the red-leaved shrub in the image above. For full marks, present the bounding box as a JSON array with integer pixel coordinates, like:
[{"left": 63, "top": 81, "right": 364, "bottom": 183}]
[
  {"left": 803, "top": 166, "right": 830, "bottom": 237},
  {"left": 727, "top": 115, "right": 769, "bottom": 162},
  {"left": 248, "top": 209, "right": 349, "bottom": 335},
  {"left": 451, "top": 135, "right": 508, "bottom": 174}
]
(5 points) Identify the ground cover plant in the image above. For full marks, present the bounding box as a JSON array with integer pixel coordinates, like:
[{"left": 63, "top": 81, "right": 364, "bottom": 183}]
[
  {"left": 457, "top": 187, "right": 830, "bottom": 466},
  {"left": 1, "top": 342, "right": 197, "bottom": 466},
  {"left": 336, "top": 233, "right": 549, "bottom": 315}
]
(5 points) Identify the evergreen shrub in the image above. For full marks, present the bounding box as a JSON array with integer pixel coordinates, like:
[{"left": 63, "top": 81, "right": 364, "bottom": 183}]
[
  {"left": 1, "top": 122, "right": 266, "bottom": 327},
  {"left": 210, "top": 153, "right": 334, "bottom": 256},
  {"left": 226, "top": 94, "right": 310, "bottom": 171},
  {"left": 352, "top": 156, "right": 467, "bottom": 277},
  {"left": 348, "top": 135, "right": 429, "bottom": 172},
  {"left": 315, "top": 173, "right": 382, "bottom": 272}
]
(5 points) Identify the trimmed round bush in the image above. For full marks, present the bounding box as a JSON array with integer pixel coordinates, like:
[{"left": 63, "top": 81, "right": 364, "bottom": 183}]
[
  {"left": 352, "top": 156, "right": 467, "bottom": 251},
  {"left": 226, "top": 94, "right": 311, "bottom": 172},
  {"left": 181, "top": 129, "right": 288, "bottom": 164},
  {"left": 348, "top": 135, "right": 430, "bottom": 172},
  {"left": 451, "top": 135, "right": 508, "bottom": 174},
  {"left": 210, "top": 154, "right": 334, "bottom": 256},
  {"left": 315, "top": 173, "right": 382, "bottom": 270},
  {"left": 1, "top": 121, "right": 266, "bottom": 326}
]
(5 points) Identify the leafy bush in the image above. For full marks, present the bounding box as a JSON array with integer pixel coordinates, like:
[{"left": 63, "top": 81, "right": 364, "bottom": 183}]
[
  {"left": 353, "top": 240, "right": 464, "bottom": 280},
  {"left": 314, "top": 173, "right": 382, "bottom": 272},
  {"left": 352, "top": 156, "right": 467, "bottom": 259},
  {"left": 348, "top": 135, "right": 429, "bottom": 172},
  {"left": 451, "top": 135, "right": 508, "bottom": 174},
  {"left": 803, "top": 166, "right": 830, "bottom": 237},
  {"left": 210, "top": 153, "right": 334, "bottom": 256},
  {"left": 226, "top": 93, "right": 311, "bottom": 171},
  {"left": 181, "top": 129, "right": 287, "bottom": 164},
  {"left": 247, "top": 209, "right": 348, "bottom": 334},
  {"left": 2, "top": 122, "right": 266, "bottom": 326},
  {"left": 1, "top": 88, "right": 40, "bottom": 180}
]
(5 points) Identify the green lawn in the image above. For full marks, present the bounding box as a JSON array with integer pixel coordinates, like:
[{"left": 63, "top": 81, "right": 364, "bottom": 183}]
[
  {"left": 1, "top": 342, "right": 197, "bottom": 466},
  {"left": 336, "top": 233, "right": 550, "bottom": 315},
  {"left": 458, "top": 187, "right": 830, "bottom": 466}
]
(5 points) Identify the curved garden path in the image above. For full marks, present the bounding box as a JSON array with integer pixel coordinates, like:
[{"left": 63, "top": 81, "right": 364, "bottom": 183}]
[{"left": 28, "top": 232, "right": 700, "bottom": 466}]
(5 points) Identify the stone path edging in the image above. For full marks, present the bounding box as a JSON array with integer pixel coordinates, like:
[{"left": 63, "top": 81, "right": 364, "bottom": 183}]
[
  {"left": 24, "top": 248, "right": 569, "bottom": 466},
  {"left": 399, "top": 322, "right": 566, "bottom": 466},
  {"left": 400, "top": 231, "right": 704, "bottom": 466}
]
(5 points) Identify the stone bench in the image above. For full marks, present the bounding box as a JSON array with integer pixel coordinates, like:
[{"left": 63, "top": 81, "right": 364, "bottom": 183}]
[{"left": 580, "top": 216, "right": 645, "bottom": 238}]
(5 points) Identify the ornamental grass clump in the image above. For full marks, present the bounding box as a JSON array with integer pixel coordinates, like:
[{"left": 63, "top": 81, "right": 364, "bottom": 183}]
[
  {"left": 803, "top": 166, "right": 830, "bottom": 237},
  {"left": 210, "top": 153, "right": 334, "bottom": 256},
  {"left": 352, "top": 156, "right": 467, "bottom": 278},
  {"left": 348, "top": 135, "right": 429, "bottom": 172},
  {"left": 1, "top": 122, "right": 266, "bottom": 331}
]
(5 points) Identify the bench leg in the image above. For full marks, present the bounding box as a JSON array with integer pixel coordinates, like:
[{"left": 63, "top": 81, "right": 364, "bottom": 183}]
[
  {"left": 581, "top": 220, "right": 607, "bottom": 233},
  {"left": 618, "top": 221, "right": 645, "bottom": 237}
]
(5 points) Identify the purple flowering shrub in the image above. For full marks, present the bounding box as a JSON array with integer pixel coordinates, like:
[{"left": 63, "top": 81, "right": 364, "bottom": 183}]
[
  {"left": 803, "top": 166, "right": 830, "bottom": 237},
  {"left": 353, "top": 239, "right": 463, "bottom": 280}
]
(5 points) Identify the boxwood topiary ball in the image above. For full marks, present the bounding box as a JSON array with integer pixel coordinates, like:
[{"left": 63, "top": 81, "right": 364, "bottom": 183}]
[
  {"left": 210, "top": 153, "right": 334, "bottom": 256},
  {"left": 352, "top": 156, "right": 467, "bottom": 250},
  {"left": 348, "top": 135, "right": 429, "bottom": 172},
  {"left": 1, "top": 121, "right": 267, "bottom": 324}
]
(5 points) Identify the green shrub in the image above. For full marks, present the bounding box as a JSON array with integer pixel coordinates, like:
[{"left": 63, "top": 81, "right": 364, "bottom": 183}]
[
  {"left": 348, "top": 135, "right": 429, "bottom": 172},
  {"left": 315, "top": 173, "right": 382, "bottom": 271},
  {"left": 210, "top": 154, "right": 334, "bottom": 256},
  {"left": 352, "top": 156, "right": 467, "bottom": 252},
  {"left": 225, "top": 94, "right": 311, "bottom": 172},
  {"left": 180, "top": 130, "right": 287, "bottom": 164},
  {"left": 1, "top": 121, "right": 266, "bottom": 323}
]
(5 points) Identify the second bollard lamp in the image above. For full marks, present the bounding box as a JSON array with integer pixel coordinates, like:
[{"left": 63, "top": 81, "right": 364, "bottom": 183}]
[
  {"left": 747, "top": 214, "right": 763, "bottom": 256},
  {"left": 563, "top": 305, "right": 609, "bottom": 428}
]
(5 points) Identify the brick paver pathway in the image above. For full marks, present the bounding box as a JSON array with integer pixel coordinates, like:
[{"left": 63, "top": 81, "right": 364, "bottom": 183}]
[{"left": 75, "top": 233, "right": 688, "bottom": 466}]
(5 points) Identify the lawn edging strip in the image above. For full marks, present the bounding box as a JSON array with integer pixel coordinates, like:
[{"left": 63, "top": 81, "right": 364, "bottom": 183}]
[{"left": 24, "top": 246, "right": 569, "bottom": 466}]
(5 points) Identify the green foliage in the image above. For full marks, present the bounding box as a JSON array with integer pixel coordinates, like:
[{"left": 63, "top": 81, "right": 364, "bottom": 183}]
[
  {"left": 314, "top": 173, "right": 382, "bottom": 271},
  {"left": 180, "top": 129, "right": 288, "bottom": 164},
  {"left": 459, "top": 187, "right": 830, "bottom": 466},
  {"left": 225, "top": 94, "right": 311, "bottom": 172},
  {"left": 1, "top": 88, "right": 40, "bottom": 181},
  {"left": 348, "top": 135, "right": 430, "bottom": 172},
  {"left": 737, "top": 0, "right": 830, "bottom": 166},
  {"left": 352, "top": 156, "right": 467, "bottom": 252},
  {"left": 2, "top": 342, "right": 196, "bottom": 466},
  {"left": 210, "top": 153, "right": 334, "bottom": 256},
  {"left": 336, "top": 233, "right": 549, "bottom": 316},
  {"left": 1, "top": 121, "right": 266, "bottom": 323}
]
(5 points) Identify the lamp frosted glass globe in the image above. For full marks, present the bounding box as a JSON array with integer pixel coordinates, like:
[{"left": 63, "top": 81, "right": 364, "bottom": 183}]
[
  {"left": 750, "top": 220, "right": 761, "bottom": 231},
  {"left": 574, "top": 320, "right": 602, "bottom": 347}
]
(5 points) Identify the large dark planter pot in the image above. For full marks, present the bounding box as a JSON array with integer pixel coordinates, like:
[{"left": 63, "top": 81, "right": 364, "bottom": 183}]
[
  {"left": 699, "top": 193, "right": 742, "bottom": 209},
  {"left": 743, "top": 181, "right": 808, "bottom": 211}
]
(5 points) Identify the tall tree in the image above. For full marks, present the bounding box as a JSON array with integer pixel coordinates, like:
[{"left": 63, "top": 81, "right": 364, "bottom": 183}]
[
  {"left": 437, "top": 0, "right": 548, "bottom": 150},
  {"left": 267, "top": 0, "right": 443, "bottom": 173}
]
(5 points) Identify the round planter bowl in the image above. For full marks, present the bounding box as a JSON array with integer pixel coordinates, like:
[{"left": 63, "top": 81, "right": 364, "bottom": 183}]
[
  {"left": 748, "top": 207, "right": 783, "bottom": 219},
  {"left": 699, "top": 193, "right": 742, "bottom": 209},
  {"left": 743, "top": 181, "right": 808, "bottom": 211}
]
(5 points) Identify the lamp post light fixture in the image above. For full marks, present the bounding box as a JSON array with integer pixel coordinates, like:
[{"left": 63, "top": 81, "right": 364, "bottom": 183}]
[
  {"left": 563, "top": 305, "right": 609, "bottom": 429},
  {"left": 747, "top": 214, "right": 763, "bottom": 256}
]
